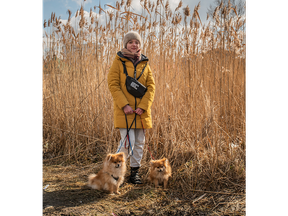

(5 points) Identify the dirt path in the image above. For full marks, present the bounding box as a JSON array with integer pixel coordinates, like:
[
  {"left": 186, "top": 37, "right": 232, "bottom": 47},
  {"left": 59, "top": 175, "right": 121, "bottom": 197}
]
[{"left": 43, "top": 164, "right": 245, "bottom": 216}]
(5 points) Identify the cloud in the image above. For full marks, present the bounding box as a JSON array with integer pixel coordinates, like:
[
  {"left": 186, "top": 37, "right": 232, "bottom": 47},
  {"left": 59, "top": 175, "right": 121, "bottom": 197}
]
[
  {"left": 57, "top": 9, "right": 108, "bottom": 32},
  {"left": 71, "top": 0, "right": 92, "bottom": 7},
  {"left": 169, "top": 0, "right": 182, "bottom": 11},
  {"left": 131, "top": 0, "right": 143, "bottom": 13}
]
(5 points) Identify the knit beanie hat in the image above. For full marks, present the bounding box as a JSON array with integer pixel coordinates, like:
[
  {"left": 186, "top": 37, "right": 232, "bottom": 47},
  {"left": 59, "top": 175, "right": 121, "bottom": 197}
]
[{"left": 123, "top": 31, "right": 142, "bottom": 48}]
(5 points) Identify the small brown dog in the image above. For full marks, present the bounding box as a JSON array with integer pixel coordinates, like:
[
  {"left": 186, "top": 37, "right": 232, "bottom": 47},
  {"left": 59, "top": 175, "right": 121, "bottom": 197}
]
[
  {"left": 88, "top": 152, "right": 126, "bottom": 194},
  {"left": 148, "top": 157, "right": 172, "bottom": 189}
]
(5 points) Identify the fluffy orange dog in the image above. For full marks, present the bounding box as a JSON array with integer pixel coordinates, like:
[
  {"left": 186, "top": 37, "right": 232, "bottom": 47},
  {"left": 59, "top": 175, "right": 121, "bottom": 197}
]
[
  {"left": 148, "top": 158, "right": 172, "bottom": 189},
  {"left": 88, "top": 152, "right": 126, "bottom": 194}
]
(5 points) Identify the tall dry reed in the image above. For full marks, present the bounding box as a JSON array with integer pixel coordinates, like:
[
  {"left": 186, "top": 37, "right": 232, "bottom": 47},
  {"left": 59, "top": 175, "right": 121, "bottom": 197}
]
[{"left": 43, "top": 0, "right": 245, "bottom": 192}]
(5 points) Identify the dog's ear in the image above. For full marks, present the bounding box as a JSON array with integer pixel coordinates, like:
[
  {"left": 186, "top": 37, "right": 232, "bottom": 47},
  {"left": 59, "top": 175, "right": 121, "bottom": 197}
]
[
  {"left": 118, "top": 152, "right": 126, "bottom": 161},
  {"left": 150, "top": 160, "right": 154, "bottom": 166},
  {"left": 119, "top": 152, "right": 125, "bottom": 158},
  {"left": 106, "top": 154, "right": 112, "bottom": 162},
  {"left": 165, "top": 158, "right": 169, "bottom": 166}
]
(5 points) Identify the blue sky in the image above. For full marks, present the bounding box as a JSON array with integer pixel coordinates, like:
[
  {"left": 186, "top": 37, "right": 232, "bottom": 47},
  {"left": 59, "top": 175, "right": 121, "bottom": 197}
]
[
  {"left": 43, "top": 0, "right": 91, "bottom": 22},
  {"left": 42, "top": 0, "right": 247, "bottom": 55},
  {"left": 43, "top": 0, "right": 218, "bottom": 26}
]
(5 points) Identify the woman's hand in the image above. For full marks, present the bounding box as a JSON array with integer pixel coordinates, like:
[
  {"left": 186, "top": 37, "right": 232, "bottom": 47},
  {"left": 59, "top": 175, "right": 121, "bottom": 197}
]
[
  {"left": 123, "top": 105, "right": 134, "bottom": 115},
  {"left": 135, "top": 108, "right": 144, "bottom": 115}
]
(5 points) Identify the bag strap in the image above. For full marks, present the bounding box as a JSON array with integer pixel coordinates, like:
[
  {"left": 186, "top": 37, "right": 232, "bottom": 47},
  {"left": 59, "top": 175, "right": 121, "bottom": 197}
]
[
  {"left": 136, "top": 62, "right": 148, "bottom": 80},
  {"left": 119, "top": 59, "right": 128, "bottom": 76},
  {"left": 120, "top": 58, "right": 148, "bottom": 80}
]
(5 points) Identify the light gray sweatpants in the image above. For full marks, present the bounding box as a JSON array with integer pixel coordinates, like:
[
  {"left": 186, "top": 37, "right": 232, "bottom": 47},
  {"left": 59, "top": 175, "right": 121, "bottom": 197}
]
[{"left": 117, "top": 128, "right": 145, "bottom": 167}]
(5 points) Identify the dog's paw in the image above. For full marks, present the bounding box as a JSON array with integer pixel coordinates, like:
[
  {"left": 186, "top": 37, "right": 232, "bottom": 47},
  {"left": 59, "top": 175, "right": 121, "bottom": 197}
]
[{"left": 108, "top": 193, "right": 115, "bottom": 196}]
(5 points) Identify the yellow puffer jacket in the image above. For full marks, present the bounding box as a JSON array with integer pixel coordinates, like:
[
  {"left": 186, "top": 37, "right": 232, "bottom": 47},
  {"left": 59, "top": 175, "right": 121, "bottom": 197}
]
[{"left": 108, "top": 51, "right": 155, "bottom": 129}]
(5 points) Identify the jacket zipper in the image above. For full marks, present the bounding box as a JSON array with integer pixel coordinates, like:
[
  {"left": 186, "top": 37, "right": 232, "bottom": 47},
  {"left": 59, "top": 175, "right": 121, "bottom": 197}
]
[
  {"left": 118, "top": 53, "right": 148, "bottom": 78},
  {"left": 118, "top": 53, "right": 148, "bottom": 128},
  {"left": 134, "top": 59, "right": 147, "bottom": 79}
]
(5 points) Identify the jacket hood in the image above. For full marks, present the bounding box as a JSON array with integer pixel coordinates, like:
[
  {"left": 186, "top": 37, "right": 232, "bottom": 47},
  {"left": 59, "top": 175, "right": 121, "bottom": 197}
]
[{"left": 117, "top": 51, "right": 149, "bottom": 62}]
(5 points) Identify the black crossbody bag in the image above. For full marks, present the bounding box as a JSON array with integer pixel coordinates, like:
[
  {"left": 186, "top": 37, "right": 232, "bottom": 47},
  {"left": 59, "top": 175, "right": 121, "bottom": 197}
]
[{"left": 120, "top": 59, "right": 148, "bottom": 98}]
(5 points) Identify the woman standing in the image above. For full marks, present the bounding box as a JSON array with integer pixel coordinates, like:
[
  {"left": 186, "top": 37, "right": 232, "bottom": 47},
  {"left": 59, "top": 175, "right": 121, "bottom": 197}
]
[{"left": 108, "top": 31, "right": 155, "bottom": 184}]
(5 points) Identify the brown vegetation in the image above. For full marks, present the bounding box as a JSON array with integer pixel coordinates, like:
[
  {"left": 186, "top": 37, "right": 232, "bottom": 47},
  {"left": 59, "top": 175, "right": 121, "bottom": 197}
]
[{"left": 43, "top": 0, "right": 246, "bottom": 197}]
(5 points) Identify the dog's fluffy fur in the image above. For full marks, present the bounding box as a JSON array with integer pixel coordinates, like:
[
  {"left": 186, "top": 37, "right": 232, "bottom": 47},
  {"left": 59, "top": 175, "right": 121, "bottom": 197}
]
[
  {"left": 148, "top": 158, "right": 172, "bottom": 189},
  {"left": 88, "top": 152, "right": 126, "bottom": 194}
]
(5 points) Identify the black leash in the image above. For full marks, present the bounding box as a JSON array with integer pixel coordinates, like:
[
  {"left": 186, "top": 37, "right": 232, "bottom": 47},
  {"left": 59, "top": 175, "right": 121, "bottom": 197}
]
[
  {"left": 116, "top": 58, "right": 148, "bottom": 156},
  {"left": 116, "top": 114, "right": 137, "bottom": 155}
]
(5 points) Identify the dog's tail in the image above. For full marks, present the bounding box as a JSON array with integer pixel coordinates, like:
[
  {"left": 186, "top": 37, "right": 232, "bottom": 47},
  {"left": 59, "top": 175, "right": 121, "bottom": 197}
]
[{"left": 88, "top": 174, "right": 97, "bottom": 186}]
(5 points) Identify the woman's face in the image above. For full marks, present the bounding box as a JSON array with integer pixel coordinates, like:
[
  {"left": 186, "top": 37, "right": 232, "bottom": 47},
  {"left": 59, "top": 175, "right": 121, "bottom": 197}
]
[{"left": 126, "top": 39, "right": 140, "bottom": 53}]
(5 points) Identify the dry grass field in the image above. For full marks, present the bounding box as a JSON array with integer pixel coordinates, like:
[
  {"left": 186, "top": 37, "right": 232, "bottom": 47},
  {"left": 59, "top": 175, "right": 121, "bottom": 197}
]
[
  {"left": 43, "top": 164, "right": 245, "bottom": 215},
  {"left": 43, "top": 0, "right": 246, "bottom": 215}
]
